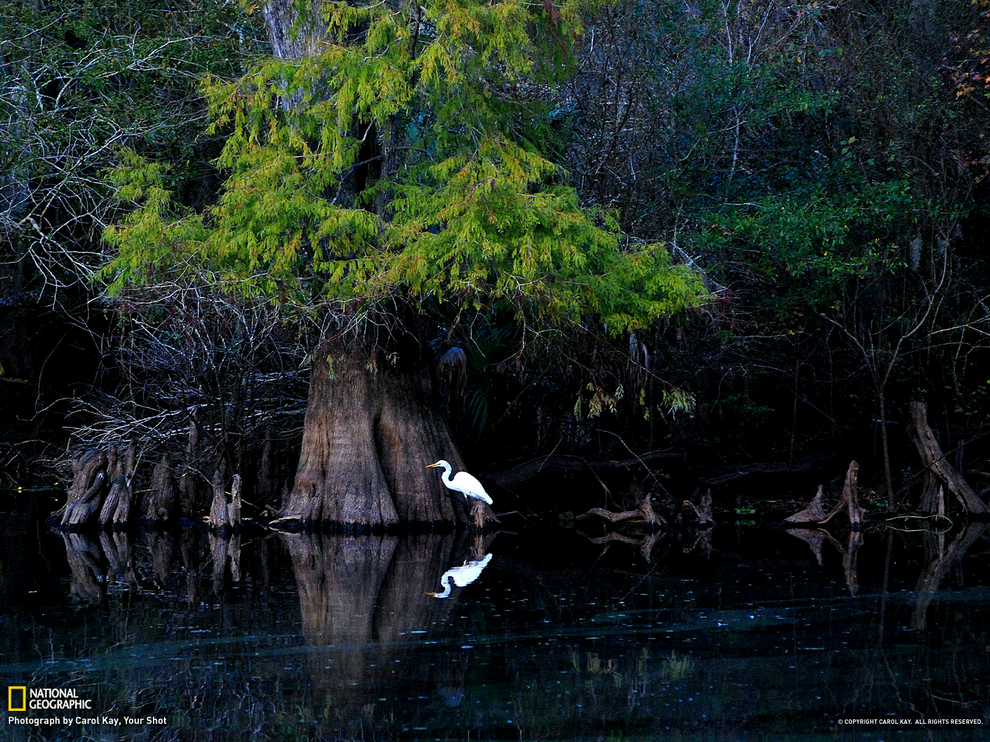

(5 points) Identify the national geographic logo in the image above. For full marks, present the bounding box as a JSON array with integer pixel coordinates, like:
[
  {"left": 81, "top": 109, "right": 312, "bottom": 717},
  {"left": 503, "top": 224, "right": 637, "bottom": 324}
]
[
  {"left": 7, "top": 686, "right": 92, "bottom": 711},
  {"left": 8, "top": 686, "right": 26, "bottom": 712},
  {"left": 7, "top": 684, "right": 166, "bottom": 728}
]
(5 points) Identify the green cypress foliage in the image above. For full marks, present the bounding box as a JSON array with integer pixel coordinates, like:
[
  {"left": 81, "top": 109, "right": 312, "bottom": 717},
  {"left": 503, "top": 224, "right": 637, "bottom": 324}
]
[{"left": 102, "top": 0, "right": 705, "bottom": 333}]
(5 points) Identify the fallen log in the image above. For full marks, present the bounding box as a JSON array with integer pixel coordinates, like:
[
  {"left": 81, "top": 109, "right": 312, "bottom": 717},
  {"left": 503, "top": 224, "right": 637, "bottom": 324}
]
[
  {"left": 908, "top": 400, "right": 989, "bottom": 514},
  {"left": 575, "top": 492, "right": 665, "bottom": 529}
]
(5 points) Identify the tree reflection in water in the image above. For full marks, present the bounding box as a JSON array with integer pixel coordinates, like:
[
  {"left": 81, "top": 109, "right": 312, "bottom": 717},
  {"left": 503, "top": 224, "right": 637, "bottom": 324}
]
[
  {"left": 786, "top": 527, "right": 863, "bottom": 595},
  {"left": 13, "top": 517, "right": 990, "bottom": 739},
  {"left": 911, "top": 522, "right": 989, "bottom": 630},
  {"left": 280, "top": 531, "right": 495, "bottom": 738}
]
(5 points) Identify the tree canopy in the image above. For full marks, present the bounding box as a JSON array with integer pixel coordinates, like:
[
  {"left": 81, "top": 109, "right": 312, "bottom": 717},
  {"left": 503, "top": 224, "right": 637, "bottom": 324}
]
[{"left": 100, "top": 0, "right": 706, "bottom": 336}]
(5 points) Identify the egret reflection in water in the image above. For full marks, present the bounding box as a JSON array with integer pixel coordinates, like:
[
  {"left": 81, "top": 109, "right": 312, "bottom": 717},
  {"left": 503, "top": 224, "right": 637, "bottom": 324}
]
[{"left": 427, "top": 553, "right": 493, "bottom": 598}]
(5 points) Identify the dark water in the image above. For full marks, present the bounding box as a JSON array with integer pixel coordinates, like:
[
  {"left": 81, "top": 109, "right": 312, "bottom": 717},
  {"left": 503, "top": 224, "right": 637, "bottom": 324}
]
[{"left": 3, "top": 491, "right": 990, "bottom": 741}]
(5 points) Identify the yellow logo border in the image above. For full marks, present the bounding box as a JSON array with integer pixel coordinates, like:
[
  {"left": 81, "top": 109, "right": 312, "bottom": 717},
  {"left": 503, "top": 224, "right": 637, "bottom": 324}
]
[{"left": 8, "top": 686, "right": 27, "bottom": 712}]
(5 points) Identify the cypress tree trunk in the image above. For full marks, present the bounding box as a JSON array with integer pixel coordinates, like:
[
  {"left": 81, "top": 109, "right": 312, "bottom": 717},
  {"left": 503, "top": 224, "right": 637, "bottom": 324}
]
[
  {"left": 276, "top": 336, "right": 495, "bottom": 529},
  {"left": 374, "top": 364, "right": 462, "bottom": 524},
  {"left": 279, "top": 338, "right": 399, "bottom": 528},
  {"left": 262, "top": 0, "right": 327, "bottom": 60}
]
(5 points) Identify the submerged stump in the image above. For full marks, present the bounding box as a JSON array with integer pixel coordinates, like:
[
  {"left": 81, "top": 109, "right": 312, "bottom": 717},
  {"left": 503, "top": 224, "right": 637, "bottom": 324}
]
[
  {"left": 99, "top": 474, "right": 132, "bottom": 528},
  {"left": 56, "top": 442, "right": 138, "bottom": 529},
  {"left": 179, "top": 415, "right": 201, "bottom": 517},
  {"left": 56, "top": 449, "right": 108, "bottom": 528},
  {"left": 681, "top": 489, "right": 715, "bottom": 527},
  {"left": 143, "top": 455, "right": 178, "bottom": 523},
  {"left": 209, "top": 470, "right": 230, "bottom": 531},
  {"left": 784, "top": 461, "right": 864, "bottom": 528},
  {"left": 209, "top": 472, "right": 243, "bottom": 533}
]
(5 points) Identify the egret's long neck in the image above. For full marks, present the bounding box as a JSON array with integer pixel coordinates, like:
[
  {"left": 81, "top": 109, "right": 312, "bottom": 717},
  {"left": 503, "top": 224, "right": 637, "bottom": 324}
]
[
  {"left": 437, "top": 573, "right": 452, "bottom": 598},
  {"left": 441, "top": 465, "right": 454, "bottom": 488}
]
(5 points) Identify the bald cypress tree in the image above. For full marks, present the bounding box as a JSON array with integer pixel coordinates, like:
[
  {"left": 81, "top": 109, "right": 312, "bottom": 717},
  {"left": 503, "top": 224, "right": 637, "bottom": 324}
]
[{"left": 102, "top": 0, "right": 705, "bottom": 528}]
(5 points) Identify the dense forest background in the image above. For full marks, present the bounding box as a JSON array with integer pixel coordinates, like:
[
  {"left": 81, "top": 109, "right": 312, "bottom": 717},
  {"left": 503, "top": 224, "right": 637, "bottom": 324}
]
[{"left": 3, "top": 0, "right": 990, "bottom": 519}]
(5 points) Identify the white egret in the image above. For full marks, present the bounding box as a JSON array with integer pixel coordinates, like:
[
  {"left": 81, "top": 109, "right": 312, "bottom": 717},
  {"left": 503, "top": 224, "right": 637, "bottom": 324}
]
[
  {"left": 427, "top": 553, "right": 493, "bottom": 598},
  {"left": 427, "top": 460, "right": 493, "bottom": 505}
]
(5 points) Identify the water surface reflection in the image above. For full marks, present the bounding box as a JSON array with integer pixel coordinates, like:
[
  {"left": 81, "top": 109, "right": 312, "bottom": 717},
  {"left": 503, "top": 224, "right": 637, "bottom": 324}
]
[{"left": 2, "top": 498, "right": 990, "bottom": 740}]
